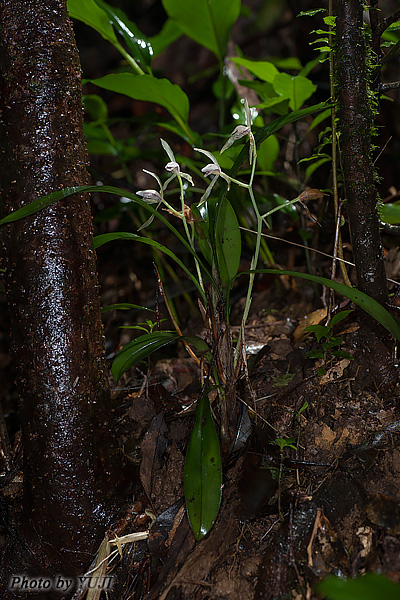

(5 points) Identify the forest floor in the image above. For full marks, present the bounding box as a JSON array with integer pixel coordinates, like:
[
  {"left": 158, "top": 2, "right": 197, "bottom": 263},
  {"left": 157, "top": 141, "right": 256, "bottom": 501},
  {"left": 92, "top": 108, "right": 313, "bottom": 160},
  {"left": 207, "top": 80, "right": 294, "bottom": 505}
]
[{"left": 100, "top": 267, "right": 400, "bottom": 600}]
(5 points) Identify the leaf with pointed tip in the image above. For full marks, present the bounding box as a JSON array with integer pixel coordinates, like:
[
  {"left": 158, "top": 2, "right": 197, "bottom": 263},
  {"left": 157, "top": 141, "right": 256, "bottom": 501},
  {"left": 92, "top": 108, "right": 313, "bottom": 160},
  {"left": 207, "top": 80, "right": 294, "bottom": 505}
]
[
  {"left": 67, "top": 0, "right": 117, "bottom": 43},
  {"left": 162, "top": 0, "right": 241, "bottom": 59},
  {"left": 184, "top": 390, "right": 222, "bottom": 540},
  {"left": 94, "top": 0, "right": 153, "bottom": 71},
  {"left": 238, "top": 269, "right": 400, "bottom": 342},
  {"left": 112, "top": 332, "right": 178, "bottom": 381},
  {"left": 88, "top": 73, "right": 190, "bottom": 138}
]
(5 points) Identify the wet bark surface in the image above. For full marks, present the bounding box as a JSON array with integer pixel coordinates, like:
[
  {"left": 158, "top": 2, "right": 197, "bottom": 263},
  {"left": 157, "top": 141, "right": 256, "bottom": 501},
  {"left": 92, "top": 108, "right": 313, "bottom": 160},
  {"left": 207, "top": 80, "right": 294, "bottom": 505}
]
[
  {"left": 335, "top": 0, "right": 388, "bottom": 305},
  {"left": 0, "top": 0, "right": 124, "bottom": 594}
]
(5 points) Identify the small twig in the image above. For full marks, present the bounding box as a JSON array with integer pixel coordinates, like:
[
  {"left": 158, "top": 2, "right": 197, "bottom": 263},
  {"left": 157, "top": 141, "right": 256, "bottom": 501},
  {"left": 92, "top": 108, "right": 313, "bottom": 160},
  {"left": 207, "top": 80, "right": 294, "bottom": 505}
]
[
  {"left": 154, "top": 264, "right": 201, "bottom": 367},
  {"left": 374, "top": 136, "right": 392, "bottom": 164},
  {"left": 380, "top": 81, "right": 400, "bottom": 91},
  {"left": 239, "top": 226, "right": 400, "bottom": 286},
  {"left": 376, "top": 9, "right": 400, "bottom": 38}
]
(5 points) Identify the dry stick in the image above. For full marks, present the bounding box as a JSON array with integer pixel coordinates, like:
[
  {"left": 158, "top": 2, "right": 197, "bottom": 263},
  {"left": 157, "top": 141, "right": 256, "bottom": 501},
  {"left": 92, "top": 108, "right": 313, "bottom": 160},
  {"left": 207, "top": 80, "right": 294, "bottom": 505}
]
[
  {"left": 154, "top": 264, "right": 201, "bottom": 367},
  {"left": 327, "top": 202, "right": 344, "bottom": 325}
]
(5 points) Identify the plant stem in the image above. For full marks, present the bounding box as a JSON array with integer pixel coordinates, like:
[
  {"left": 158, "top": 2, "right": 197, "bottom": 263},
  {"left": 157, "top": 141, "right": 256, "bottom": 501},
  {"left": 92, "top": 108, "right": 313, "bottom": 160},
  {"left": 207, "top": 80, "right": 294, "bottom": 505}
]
[{"left": 234, "top": 153, "right": 259, "bottom": 368}]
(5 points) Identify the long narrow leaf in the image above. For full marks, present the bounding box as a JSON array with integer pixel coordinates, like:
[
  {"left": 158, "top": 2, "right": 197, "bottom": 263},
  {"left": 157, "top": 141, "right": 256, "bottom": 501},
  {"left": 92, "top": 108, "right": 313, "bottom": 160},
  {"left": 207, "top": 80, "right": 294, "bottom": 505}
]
[
  {"left": 239, "top": 269, "right": 400, "bottom": 341},
  {"left": 112, "top": 332, "right": 178, "bottom": 381},
  {"left": 94, "top": 231, "right": 206, "bottom": 302},
  {"left": 0, "top": 184, "right": 219, "bottom": 301},
  {"left": 184, "top": 390, "right": 222, "bottom": 540},
  {"left": 215, "top": 199, "right": 241, "bottom": 291},
  {"left": 112, "top": 332, "right": 212, "bottom": 381}
]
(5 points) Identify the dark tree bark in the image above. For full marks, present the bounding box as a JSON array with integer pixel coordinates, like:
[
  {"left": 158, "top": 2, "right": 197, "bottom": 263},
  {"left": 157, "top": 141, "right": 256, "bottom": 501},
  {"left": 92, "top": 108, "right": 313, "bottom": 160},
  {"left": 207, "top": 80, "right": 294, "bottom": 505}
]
[
  {"left": 335, "top": 0, "right": 389, "bottom": 306},
  {"left": 0, "top": 0, "right": 124, "bottom": 593}
]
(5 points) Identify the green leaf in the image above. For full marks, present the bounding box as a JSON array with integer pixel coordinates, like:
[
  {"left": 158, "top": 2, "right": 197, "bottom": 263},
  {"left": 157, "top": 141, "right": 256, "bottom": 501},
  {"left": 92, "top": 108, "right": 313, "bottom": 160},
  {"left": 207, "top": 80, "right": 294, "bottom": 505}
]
[
  {"left": 257, "top": 135, "right": 279, "bottom": 171},
  {"left": 0, "top": 184, "right": 216, "bottom": 301},
  {"left": 297, "top": 9, "right": 326, "bottom": 17},
  {"left": 274, "top": 437, "right": 297, "bottom": 451},
  {"left": 112, "top": 331, "right": 178, "bottom": 381},
  {"left": 88, "top": 73, "right": 190, "bottom": 139},
  {"left": 229, "top": 103, "right": 332, "bottom": 178},
  {"left": 184, "top": 390, "right": 222, "bottom": 540},
  {"left": 215, "top": 199, "right": 241, "bottom": 292},
  {"left": 273, "top": 72, "right": 317, "bottom": 110},
  {"left": 112, "top": 332, "right": 212, "bottom": 381},
  {"left": 305, "top": 324, "right": 329, "bottom": 342},
  {"left": 101, "top": 303, "right": 154, "bottom": 313},
  {"left": 84, "top": 94, "right": 108, "bottom": 120},
  {"left": 380, "top": 202, "right": 400, "bottom": 224},
  {"left": 191, "top": 204, "right": 213, "bottom": 266},
  {"left": 330, "top": 310, "right": 352, "bottom": 327},
  {"left": 0, "top": 187, "right": 85, "bottom": 226},
  {"left": 242, "top": 270, "right": 400, "bottom": 342},
  {"left": 230, "top": 57, "right": 279, "bottom": 83},
  {"left": 149, "top": 19, "right": 182, "bottom": 57},
  {"left": 273, "top": 373, "right": 295, "bottom": 387},
  {"left": 318, "top": 574, "right": 400, "bottom": 600},
  {"left": 94, "top": 0, "right": 153, "bottom": 71},
  {"left": 94, "top": 231, "right": 206, "bottom": 302},
  {"left": 67, "top": 0, "right": 118, "bottom": 44},
  {"left": 306, "top": 349, "right": 324, "bottom": 359},
  {"left": 162, "top": 0, "right": 241, "bottom": 59}
]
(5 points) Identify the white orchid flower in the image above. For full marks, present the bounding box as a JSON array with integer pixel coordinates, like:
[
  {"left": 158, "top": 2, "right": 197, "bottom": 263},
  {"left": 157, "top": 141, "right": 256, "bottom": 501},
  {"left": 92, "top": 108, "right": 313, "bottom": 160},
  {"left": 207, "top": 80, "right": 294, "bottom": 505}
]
[
  {"left": 220, "top": 99, "right": 256, "bottom": 164},
  {"left": 194, "top": 148, "right": 233, "bottom": 206},
  {"left": 161, "top": 139, "right": 194, "bottom": 189},
  {"left": 136, "top": 189, "right": 162, "bottom": 204}
]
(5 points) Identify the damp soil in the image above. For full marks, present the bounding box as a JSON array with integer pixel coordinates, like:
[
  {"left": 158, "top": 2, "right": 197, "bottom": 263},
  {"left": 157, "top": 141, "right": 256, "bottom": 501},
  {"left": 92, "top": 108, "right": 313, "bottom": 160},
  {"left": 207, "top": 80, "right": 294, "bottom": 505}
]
[{"left": 101, "top": 278, "right": 400, "bottom": 600}]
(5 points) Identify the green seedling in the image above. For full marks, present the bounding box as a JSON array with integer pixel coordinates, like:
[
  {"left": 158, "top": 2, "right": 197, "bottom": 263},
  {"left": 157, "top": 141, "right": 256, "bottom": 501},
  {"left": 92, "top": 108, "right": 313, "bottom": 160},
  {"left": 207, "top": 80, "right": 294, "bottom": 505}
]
[
  {"left": 305, "top": 309, "right": 353, "bottom": 376},
  {"left": 273, "top": 437, "right": 298, "bottom": 519}
]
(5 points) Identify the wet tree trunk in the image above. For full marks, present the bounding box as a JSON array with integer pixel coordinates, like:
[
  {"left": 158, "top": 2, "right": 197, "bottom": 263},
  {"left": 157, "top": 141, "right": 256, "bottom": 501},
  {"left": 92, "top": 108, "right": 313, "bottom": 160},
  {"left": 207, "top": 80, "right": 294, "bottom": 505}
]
[
  {"left": 0, "top": 0, "right": 124, "bottom": 592},
  {"left": 335, "top": 0, "right": 388, "bottom": 306}
]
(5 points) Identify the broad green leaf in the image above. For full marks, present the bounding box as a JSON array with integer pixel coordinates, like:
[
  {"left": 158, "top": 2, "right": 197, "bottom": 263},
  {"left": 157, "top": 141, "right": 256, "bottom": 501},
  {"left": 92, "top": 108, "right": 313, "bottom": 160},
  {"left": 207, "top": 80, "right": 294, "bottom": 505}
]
[
  {"left": 273, "top": 72, "right": 317, "bottom": 110},
  {"left": 112, "top": 332, "right": 178, "bottom": 381},
  {"left": 215, "top": 199, "right": 241, "bottom": 290},
  {"left": 88, "top": 73, "right": 191, "bottom": 139},
  {"left": 255, "top": 96, "right": 291, "bottom": 115},
  {"left": 257, "top": 135, "right": 279, "bottom": 171},
  {"left": 162, "top": 0, "right": 241, "bottom": 59},
  {"left": 380, "top": 202, "right": 400, "bottom": 224},
  {"left": 184, "top": 390, "right": 222, "bottom": 540},
  {"left": 67, "top": 0, "right": 117, "bottom": 43},
  {"left": 149, "top": 19, "right": 182, "bottom": 57},
  {"left": 191, "top": 204, "right": 213, "bottom": 266},
  {"left": 305, "top": 324, "right": 330, "bottom": 342},
  {"left": 267, "top": 56, "right": 303, "bottom": 71},
  {"left": 330, "top": 310, "right": 352, "bottom": 327},
  {"left": 84, "top": 123, "right": 118, "bottom": 156},
  {"left": 318, "top": 574, "right": 400, "bottom": 600},
  {"left": 230, "top": 57, "right": 279, "bottom": 83},
  {"left": 94, "top": 0, "right": 153, "bottom": 71},
  {"left": 242, "top": 270, "right": 400, "bottom": 342},
  {"left": 84, "top": 94, "right": 108, "bottom": 121}
]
